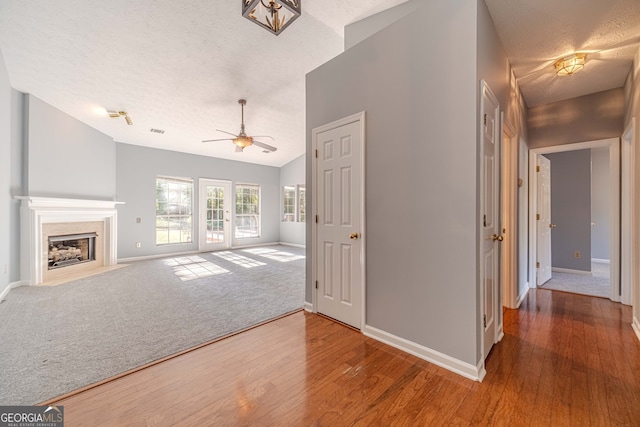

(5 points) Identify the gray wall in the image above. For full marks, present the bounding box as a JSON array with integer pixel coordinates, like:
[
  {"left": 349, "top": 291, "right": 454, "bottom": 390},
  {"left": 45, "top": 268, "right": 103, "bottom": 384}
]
[
  {"left": 279, "top": 154, "right": 305, "bottom": 246},
  {"left": 528, "top": 88, "right": 624, "bottom": 149},
  {"left": 344, "top": 0, "right": 424, "bottom": 50},
  {"left": 116, "top": 143, "right": 281, "bottom": 259},
  {"left": 25, "top": 95, "right": 116, "bottom": 199},
  {"left": 9, "top": 90, "right": 23, "bottom": 284},
  {"left": 0, "top": 48, "right": 11, "bottom": 294},
  {"left": 547, "top": 150, "right": 592, "bottom": 271},
  {"left": 591, "top": 147, "right": 610, "bottom": 260},
  {"left": 307, "top": 0, "right": 523, "bottom": 366}
]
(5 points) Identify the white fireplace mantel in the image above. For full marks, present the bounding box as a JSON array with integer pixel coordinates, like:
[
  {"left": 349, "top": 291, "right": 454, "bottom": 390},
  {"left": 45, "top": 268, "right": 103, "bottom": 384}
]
[{"left": 17, "top": 197, "right": 124, "bottom": 285}]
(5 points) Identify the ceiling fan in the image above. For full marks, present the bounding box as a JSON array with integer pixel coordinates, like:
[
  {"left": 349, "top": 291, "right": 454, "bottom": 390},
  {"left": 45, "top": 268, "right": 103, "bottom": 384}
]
[{"left": 202, "top": 99, "right": 277, "bottom": 153}]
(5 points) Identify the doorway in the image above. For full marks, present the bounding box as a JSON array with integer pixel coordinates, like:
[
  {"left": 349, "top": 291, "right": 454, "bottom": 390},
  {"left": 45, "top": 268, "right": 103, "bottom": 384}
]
[
  {"left": 311, "top": 112, "right": 366, "bottom": 330},
  {"left": 528, "top": 138, "right": 621, "bottom": 301},
  {"left": 199, "top": 179, "right": 232, "bottom": 252}
]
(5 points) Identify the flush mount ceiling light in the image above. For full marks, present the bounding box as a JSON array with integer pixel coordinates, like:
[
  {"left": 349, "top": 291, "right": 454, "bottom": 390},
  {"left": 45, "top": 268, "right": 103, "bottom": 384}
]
[
  {"left": 107, "top": 110, "right": 133, "bottom": 125},
  {"left": 242, "top": 0, "right": 301, "bottom": 35},
  {"left": 554, "top": 53, "right": 586, "bottom": 76}
]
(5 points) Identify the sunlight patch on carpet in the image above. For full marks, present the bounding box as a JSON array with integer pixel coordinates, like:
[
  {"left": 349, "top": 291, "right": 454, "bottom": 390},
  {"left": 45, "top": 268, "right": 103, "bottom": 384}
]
[
  {"left": 164, "top": 256, "right": 230, "bottom": 281},
  {"left": 212, "top": 251, "right": 266, "bottom": 268},
  {"left": 243, "top": 247, "right": 305, "bottom": 262}
]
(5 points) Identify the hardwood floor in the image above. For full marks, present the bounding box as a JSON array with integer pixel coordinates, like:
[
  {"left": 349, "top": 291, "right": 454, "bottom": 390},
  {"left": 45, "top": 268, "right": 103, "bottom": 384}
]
[{"left": 50, "top": 289, "right": 640, "bottom": 426}]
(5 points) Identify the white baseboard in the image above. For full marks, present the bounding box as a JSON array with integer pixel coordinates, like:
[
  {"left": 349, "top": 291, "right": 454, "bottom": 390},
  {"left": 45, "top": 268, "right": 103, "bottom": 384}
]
[
  {"left": 363, "top": 325, "right": 484, "bottom": 382},
  {"left": 304, "top": 302, "right": 313, "bottom": 312},
  {"left": 118, "top": 250, "right": 200, "bottom": 263},
  {"left": 591, "top": 258, "right": 610, "bottom": 264},
  {"left": 552, "top": 267, "right": 591, "bottom": 276},
  {"left": 633, "top": 316, "right": 640, "bottom": 343},
  {"left": 0, "top": 280, "right": 28, "bottom": 301},
  {"left": 119, "top": 242, "right": 288, "bottom": 263},
  {"left": 516, "top": 284, "right": 529, "bottom": 308},
  {"left": 278, "top": 242, "right": 306, "bottom": 249},
  {"left": 231, "top": 241, "right": 281, "bottom": 250}
]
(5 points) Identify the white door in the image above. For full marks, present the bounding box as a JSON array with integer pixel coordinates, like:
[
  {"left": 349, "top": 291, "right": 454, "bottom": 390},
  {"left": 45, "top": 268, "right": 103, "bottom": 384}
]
[
  {"left": 314, "top": 114, "right": 364, "bottom": 329},
  {"left": 536, "top": 155, "right": 552, "bottom": 285},
  {"left": 481, "top": 81, "right": 501, "bottom": 359},
  {"left": 199, "top": 179, "right": 232, "bottom": 251}
]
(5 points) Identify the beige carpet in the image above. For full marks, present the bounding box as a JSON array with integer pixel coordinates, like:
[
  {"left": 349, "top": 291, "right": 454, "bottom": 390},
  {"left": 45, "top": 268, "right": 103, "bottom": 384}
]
[
  {"left": 0, "top": 245, "right": 305, "bottom": 405},
  {"left": 540, "top": 261, "right": 610, "bottom": 298}
]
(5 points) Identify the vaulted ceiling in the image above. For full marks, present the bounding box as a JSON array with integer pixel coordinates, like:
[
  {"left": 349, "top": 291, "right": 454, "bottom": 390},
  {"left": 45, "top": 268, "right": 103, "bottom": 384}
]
[{"left": 1, "top": 1, "right": 638, "bottom": 167}]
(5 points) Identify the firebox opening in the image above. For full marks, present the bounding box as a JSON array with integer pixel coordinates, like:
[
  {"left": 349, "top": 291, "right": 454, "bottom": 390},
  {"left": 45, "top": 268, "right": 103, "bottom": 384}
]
[{"left": 48, "top": 233, "right": 98, "bottom": 270}]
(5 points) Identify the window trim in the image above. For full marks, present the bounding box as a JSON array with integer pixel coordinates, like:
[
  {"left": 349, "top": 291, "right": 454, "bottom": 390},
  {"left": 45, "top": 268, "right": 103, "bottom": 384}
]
[
  {"left": 155, "top": 175, "right": 194, "bottom": 246},
  {"left": 235, "top": 183, "right": 261, "bottom": 239}
]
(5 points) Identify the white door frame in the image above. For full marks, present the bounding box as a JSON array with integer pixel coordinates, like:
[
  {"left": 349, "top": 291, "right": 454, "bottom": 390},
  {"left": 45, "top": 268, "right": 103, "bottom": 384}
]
[
  {"left": 479, "top": 80, "right": 503, "bottom": 363},
  {"left": 311, "top": 111, "right": 366, "bottom": 330},
  {"left": 621, "top": 118, "right": 635, "bottom": 306},
  {"left": 198, "top": 178, "right": 232, "bottom": 252},
  {"left": 502, "top": 117, "right": 518, "bottom": 309},
  {"left": 528, "top": 138, "right": 620, "bottom": 301}
]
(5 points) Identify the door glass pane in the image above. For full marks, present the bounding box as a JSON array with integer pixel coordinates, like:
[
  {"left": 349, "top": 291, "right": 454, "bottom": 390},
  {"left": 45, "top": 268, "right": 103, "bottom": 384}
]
[{"left": 206, "top": 186, "right": 225, "bottom": 243}]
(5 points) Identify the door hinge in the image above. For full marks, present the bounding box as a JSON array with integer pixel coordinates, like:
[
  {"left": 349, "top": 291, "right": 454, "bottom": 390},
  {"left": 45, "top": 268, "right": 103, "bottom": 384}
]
[
  {"left": 536, "top": 262, "right": 540, "bottom": 268},
  {"left": 315, "top": 149, "right": 318, "bottom": 158},
  {"left": 483, "top": 214, "right": 487, "bottom": 227},
  {"left": 536, "top": 165, "right": 540, "bottom": 172},
  {"left": 483, "top": 114, "right": 487, "bottom": 125},
  {"left": 315, "top": 215, "right": 318, "bottom": 223},
  {"left": 536, "top": 213, "right": 540, "bottom": 220},
  {"left": 315, "top": 280, "right": 318, "bottom": 289},
  {"left": 483, "top": 314, "right": 487, "bottom": 328}
]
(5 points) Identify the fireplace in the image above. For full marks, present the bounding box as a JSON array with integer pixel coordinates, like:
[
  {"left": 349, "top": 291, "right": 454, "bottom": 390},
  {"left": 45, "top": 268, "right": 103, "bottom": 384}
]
[
  {"left": 48, "top": 232, "right": 98, "bottom": 269},
  {"left": 18, "top": 197, "right": 123, "bottom": 285}
]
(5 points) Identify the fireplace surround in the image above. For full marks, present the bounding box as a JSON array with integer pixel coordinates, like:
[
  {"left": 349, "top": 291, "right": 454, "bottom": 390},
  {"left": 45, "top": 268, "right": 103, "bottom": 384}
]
[{"left": 18, "top": 197, "right": 123, "bottom": 285}]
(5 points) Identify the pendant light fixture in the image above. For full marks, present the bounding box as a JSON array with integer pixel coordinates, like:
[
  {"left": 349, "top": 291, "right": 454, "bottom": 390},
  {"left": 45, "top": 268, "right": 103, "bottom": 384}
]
[
  {"left": 242, "top": 0, "right": 301, "bottom": 35},
  {"left": 554, "top": 53, "right": 586, "bottom": 76}
]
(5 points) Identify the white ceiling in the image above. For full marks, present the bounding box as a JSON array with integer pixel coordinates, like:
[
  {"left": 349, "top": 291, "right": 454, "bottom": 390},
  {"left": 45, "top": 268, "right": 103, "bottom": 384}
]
[
  {"left": 0, "top": 1, "right": 639, "bottom": 167},
  {"left": 485, "top": 0, "right": 640, "bottom": 107}
]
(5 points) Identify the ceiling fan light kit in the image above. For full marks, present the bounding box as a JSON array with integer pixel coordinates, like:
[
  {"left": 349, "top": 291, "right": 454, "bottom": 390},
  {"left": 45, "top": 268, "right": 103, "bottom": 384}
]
[
  {"left": 554, "top": 53, "right": 586, "bottom": 76},
  {"left": 242, "top": 0, "right": 301, "bottom": 35},
  {"left": 107, "top": 110, "right": 133, "bottom": 125},
  {"left": 202, "top": 99, "right": 277, "bottom": 153}
]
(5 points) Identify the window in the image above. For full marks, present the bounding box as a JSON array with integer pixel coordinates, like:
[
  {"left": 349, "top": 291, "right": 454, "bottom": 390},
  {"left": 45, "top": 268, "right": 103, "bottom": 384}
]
[
  {"left": 282, "top": 184, "right": 306, "bottom": 222},
  {"left": 235, "top": 184, "right": 260, "bottom": 238},
  {"left": 156, "top": 176, "right": 193, "bottom": 245},
  {"left": 283, "top": 186, "right": 296, "bottom": 222},
  {"left": 298, "top": 185, "right": 306, "bottom": 222}
]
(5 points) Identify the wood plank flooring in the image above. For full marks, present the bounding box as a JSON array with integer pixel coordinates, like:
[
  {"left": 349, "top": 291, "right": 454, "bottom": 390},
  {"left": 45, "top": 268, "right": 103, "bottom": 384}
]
[{"left": 50, "top": 289, "right": 640, "bottom": 426}]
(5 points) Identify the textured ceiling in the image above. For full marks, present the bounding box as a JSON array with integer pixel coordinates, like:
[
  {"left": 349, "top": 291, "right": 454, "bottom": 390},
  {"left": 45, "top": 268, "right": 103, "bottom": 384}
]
[
  {"left": 0, "top": 1, "right": 639, "bottom": 167},
  {"left": 485, "top": 0, "right": 640, "bottom": 107},
  {"left": 0, "top": 0, "right": 409, "bottom": 167}
]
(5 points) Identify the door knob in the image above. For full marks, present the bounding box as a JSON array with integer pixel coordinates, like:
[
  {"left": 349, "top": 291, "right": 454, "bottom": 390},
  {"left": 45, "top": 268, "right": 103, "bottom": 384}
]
[
  {"left": 349, "top": 233, "right": 359, "bottom": 240},
  {"left": 549, "top": 224, "right": 556, "bottom": 228},
  {"left": 492, "top": 234, "right": 503, "bottom": 242}
]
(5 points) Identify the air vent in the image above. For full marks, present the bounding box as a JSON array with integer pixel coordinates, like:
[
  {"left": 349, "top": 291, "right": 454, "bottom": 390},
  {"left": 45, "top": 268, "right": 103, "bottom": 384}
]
[{"left": 150, "top": 128, "right": 165, "bottom": 134}]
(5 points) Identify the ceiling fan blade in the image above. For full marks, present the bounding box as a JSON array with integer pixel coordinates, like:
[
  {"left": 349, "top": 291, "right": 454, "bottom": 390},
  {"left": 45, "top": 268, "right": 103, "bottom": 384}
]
[
  {"left": 202, "top": 138, "right": 233, "bottom": 143},
  {"left": 249, "top": 135, "right": 274, "bottom": 141},
  {"left": 235, "top": 145, "right": 244, "bottom": 153},
  {"left": 253, "top": 140, "right": 277, "bottom": 152},
  {"left": 216, "top": 129, "right": 240, "bottom": 138}
]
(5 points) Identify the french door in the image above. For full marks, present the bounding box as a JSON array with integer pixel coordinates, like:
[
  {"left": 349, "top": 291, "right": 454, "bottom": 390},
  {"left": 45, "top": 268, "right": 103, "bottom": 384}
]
[{"left": 199, "top": 179, "right": 232, "bottom": 251}]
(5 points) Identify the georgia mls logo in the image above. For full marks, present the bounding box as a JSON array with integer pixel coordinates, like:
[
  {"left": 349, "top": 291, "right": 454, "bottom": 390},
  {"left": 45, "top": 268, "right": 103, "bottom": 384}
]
[{"left": 0, "top": 405, "right": 64, "bottom": 427}]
